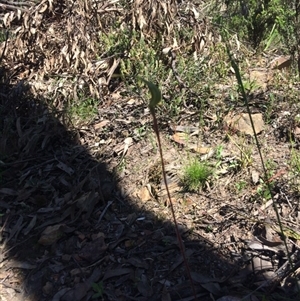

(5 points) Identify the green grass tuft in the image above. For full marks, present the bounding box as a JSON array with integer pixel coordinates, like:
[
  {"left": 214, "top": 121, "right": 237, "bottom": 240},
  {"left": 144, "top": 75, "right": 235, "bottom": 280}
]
[{"left": 182, "top": 159, "right": 212, "bottom": 191}]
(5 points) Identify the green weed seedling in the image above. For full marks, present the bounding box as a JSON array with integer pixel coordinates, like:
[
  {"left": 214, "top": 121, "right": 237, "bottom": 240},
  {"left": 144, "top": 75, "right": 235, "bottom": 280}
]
[
  {"left": 242, "top": 78, "right": 260, "bottom": 94},
  {"left": 263, "top": 23, "right": 281, "bottom": 51},
  {"left": 265, "top": 158, "right": 277, "bottom": 178},
  {"left": 133, "top": 125, "right": 148, "bottom": 140},
  {"left": 257, "top": 177, "right": 273, "bottom": 201},
  {"left": 227, "top": 134, "right": 253, "bottom": 169},
  {"left": 205, "top": 224, "right": 213, "bottom": 233},
  {"left": 235, "top": 180, "right": 247, "bottom": 192},
  {"left": 69, "top": 97, "right": 98, "bottom": 125},
  {"left": 290, "top": 147, "right": 300, "bottom": 174},
  {"left": 264, "top": 93, "right": 276, "bottom": 124},
  {"left": 289, "top": 145, "right": 300, "bottom": 185},
  {"left": 92, "top": 281, "right": 104, "bottom": 300}
]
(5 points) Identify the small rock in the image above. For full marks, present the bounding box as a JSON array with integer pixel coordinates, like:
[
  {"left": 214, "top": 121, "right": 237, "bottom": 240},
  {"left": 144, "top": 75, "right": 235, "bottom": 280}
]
[
  {"left": 251, "top": 170, "right": 260, "bottom": 184},
  {"left": 224, "top": 113, "right": 264, "bottom": 136},
  {"left": 42, "top": 281, "right": 53, "bottom": 295},
  {"left": 138, "top": 186, "right": 152, "bottom": 202}
]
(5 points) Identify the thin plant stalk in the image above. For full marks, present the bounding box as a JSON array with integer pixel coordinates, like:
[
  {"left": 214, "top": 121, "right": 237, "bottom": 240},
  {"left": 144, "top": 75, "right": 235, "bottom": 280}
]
[
  {"left": 224, "top": 35, "right": 297, "bottom": 296},
  {"left": 141, "top": 78, "right": 198, "bottom": 300}
]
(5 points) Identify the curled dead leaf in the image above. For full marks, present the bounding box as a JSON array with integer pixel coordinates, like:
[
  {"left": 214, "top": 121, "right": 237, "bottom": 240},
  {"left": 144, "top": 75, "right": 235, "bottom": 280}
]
[{"left": 172, "top": 132, "right": 188, "bottom": 145}]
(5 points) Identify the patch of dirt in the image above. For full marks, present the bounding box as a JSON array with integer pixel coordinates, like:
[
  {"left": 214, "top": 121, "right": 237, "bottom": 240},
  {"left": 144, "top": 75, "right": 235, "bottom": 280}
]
[
  {"left": 1, "top": 1, "right": 300, "bottom": 301},
  {"left": 2, "top": 86, "right": 300, "bottom": 300}
]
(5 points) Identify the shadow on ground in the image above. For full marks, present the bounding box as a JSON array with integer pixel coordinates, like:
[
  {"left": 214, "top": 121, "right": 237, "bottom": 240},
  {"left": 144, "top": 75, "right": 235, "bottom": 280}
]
[{"left": 0, "top": 67, "right": 295, "bottom": 301}]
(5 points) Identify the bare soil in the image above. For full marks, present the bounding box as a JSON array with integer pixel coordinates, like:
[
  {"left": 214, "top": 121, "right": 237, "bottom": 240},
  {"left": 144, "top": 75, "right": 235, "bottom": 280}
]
[
  {"left": 1, "top": 1, "right": 300, "bottom": 301},
  {"left": 1, "top": 81, "right": 300, "bottom": 301}
]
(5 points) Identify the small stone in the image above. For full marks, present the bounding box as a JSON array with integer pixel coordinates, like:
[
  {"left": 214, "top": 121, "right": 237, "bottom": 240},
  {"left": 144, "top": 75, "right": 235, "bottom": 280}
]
[
  {"left": 224, "top": 113, "right": 264, "bottom": 136},
  {"left": 251, "top": 170, "right": 260, "bottom": 184},
  {"left": 138, "top": 186, "right": 152, "bottom": 202},
  {"left": 42, "top": 281, "right": 53, "bottom": 295}
]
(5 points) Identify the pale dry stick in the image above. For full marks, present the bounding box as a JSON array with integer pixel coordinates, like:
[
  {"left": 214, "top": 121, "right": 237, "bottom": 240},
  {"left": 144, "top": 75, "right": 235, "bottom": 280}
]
[
  {"left": 141, "top": 79, "right": 198, "bottom": 300},
  {"left": 0, "top": 31, "right": 9, "bottom": 65},
  {"left": 96, "top": 200, "right": 113, "bottom": 226},
  {"left": 0, "top": 3, "right": 29, "bottom": 12}
]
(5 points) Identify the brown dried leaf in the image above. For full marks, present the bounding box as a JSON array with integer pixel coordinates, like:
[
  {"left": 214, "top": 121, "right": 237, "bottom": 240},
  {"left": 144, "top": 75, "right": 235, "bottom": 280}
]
[
  {"left": 172, "top": 132, "right": 188, "bottom": 145},
  {"left": 216, "top": 297, "right": 241, "bottom": 301},
  {"left": 23, "top": 215, "right": 37, "bottom": 235},
  {"left": 170, "top": 249, "right": 194, "bottom": 272},
  {"left": 60, "top": 268, "right": 102, "bottom": 301},
  {"left": 102, "top": 267, "right": 132, "bottom": 281},
  {"left": 94, "top": 120, "right": 109, "bottom": 130},
  {"left": 161, "top": 285, "right": 171, "bottom": 301},
  {"left": 39, "top": 4, "right": 48, "bottom": 13},
  {"left": 269, "top": 55, "right": 292, "bottom": 70},
  {"left": 56, "top": 161, "right": 74, "bottom": 176},
  {"left": 294, "top": 126, "right": 300, "bottom": 137},
  {"left": 251, "top": 169, "right": 260, "bottom": 185},
  {"left": 0, "top": 188, "right": 18, "bottom": 195},
  {"left": 192, "top": 146, "right": 211, "bottom": 154},
  {"left": 7, "top": 215, "right": 24, "bottom": 242},
  {"left": 137, "top": 274, "right": 153, "bottom": 297},
  {"left": 127, "top": 257, "right": 149, "bottom": 269},
  {"left": 16, "top": 188, "right": 35, "bottom": 202}
]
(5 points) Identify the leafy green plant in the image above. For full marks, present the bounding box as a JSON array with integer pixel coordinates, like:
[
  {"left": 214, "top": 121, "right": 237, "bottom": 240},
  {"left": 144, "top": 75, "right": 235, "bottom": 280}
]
[
  {"left": 254, "top": 158, "right": 277, "bottom": 200},
  {"left": 98, "top": 28, "right": 131, "bottom": 57},
  {"left": 133, "top": 125, "right": 148, "bottom": 140},
  {"left": 227, "top": 134, "right": 253, "bottom": 168},
  {"left": 242, "top": 78, "right": 260, "bottom": 94},
  {"left": 290, "top": 147, "right": 300, "bottom": 174},
  {"left": 120, "top": 33, "right": 167, "bottom": 91},
  {"left": 257, "top": 178, "right": 272, "bottom": 200},
  {"left": 214, "top": 0, "right": 295, "bottom": 49},
  {"left": 265, "top": 158, "right": 277, "bottom": 178},
  {"left": 110, "top": 26, "right": 226, "bottom": 118},
  {"left": 0, "top": 29, "right": 8, "bottom": 43},
  {"left": 182, "top": 159, "right": 212, "bottom": 191},
  {"left": 235, "top": 180, "right": 247, "bottom": 192},
  {"left": 68, "top": 97, "right": 98, "bottom": 125},
  {"left": 215, "top": 145, "right": 224, "bottom": 168},
  {"left": 116, "top": 157, "right": 127, "bottom": 173},
  {"left": 205, "top": 225, "right": 213, "bottom": 233},
  {"left": 92, "top": 281, "right": 104, "bottom": 299},
  {"left": 263, "top": 23, "right": 281, "bottom": 51},
  {"left": 264, "top": 93, "right": 276, "bottom": 124}
]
